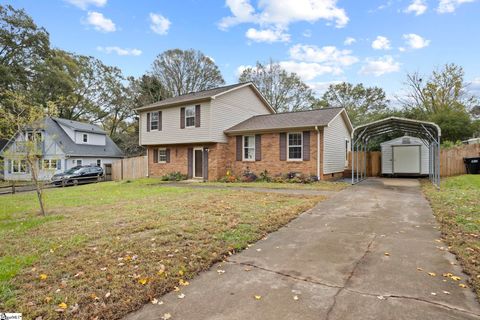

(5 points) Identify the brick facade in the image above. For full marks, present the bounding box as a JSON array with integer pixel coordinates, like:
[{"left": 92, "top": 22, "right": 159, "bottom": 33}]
[{"left": 147, "top": 128, "right": 344, "bottom": 181}]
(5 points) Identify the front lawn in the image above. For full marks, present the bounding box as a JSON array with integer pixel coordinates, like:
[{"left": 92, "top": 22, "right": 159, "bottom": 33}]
[
  {"left": 204, "top": 180, "right": 348, "bottom": 191},
  {"left": 422, "top": 175, "right": 480, "bottom": 299},
  {"left": 0, "top": 178, "right": 324, "bottom": 319}
]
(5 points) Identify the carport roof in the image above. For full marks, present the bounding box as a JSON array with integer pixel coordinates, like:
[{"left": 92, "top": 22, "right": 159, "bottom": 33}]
[{"left": 352, "top": 117, "right": 441, "bottom": 142}]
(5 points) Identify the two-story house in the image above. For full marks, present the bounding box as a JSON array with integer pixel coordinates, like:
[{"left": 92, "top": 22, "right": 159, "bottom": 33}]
[
  {"left": 1, "top": 117, "right": 124, "bottom": 181},
  {"left": 136, "top": 82, "right": 353, "bottom": 181}
]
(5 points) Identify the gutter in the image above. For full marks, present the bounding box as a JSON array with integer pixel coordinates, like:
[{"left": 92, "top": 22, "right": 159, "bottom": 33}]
[{"left": 315, "top": 126, "right": 321, "bottom": 180}]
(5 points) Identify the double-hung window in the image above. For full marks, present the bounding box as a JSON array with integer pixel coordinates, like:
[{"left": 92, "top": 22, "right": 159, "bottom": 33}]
[
  {"left": 158, "top": 148, "right": 167, "bottom": 163},
  {"left": 243, "top": 136, "right": 255, "bottom": 161},
  {"left": 83, "top": 133, "right": 88, "bottom": 143},
  {"left": 150, "top": 112, "right": 159, "bottom": 130},
  {"left": 185, "top": 106, "right": 195, "bottom": 127},
  {"left": 287, "top": 132, "right": 303, "bottom": 160}
]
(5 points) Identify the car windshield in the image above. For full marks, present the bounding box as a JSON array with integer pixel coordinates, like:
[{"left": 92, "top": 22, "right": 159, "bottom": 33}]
[{"left": 64, "top": 167, "right": 82, "bottom": 174}]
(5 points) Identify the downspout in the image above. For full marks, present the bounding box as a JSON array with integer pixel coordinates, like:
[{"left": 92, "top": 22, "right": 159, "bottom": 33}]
[
  {"left": 315, "top": 126, "right": 320, "bottom": 180},
  {"left": 146, "top": 147, "right": 149, "bottom": 178}
]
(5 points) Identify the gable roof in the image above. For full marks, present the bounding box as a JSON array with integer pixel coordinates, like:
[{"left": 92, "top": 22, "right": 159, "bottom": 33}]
[
  {"left": 1, "top": 117, "right": 123, "bottom": 158},
  {"left": 225, "top": 107, "right": 349, "bottom": 134},
  {"left": 135, "top": 82, "right": 275, "bottom": 113}
]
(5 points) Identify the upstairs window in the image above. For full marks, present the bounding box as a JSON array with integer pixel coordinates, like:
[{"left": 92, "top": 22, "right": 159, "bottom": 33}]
[
  {"left": 243, "top": 136, "right": 255, "bottom": 161},
  {"left": 83, "top": 133, "right": 88, "bottom": 143},
  {"left": 150, "top": 112, "right": 159, "bottom": 130},
  {"left": 185, "top": 106, "right": 195, "bottom": 127},
  {"left": 97, "top": 159, "right": 102, "bottom": 167},
  {"left": 287, "top": 133, "right": 303, "bottom": 160}
]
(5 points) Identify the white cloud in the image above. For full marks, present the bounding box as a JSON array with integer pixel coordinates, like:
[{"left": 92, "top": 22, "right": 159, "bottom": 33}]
[
  {"left": 245, "top": 27, "right": 290, "bottom": 43},
  {"left": 403, "top": 33, "right": 430, "bottom": 49},
  {"left": 219, "top": 0, "right": 349, "bottom": 42},
  {"left": 279, "top": 61, "right": 342, "bottom": 80},
  {"left": 359, "top": 55, "right": 400, "bottom": 76},
  {"left": 149, "top": 13, "right": 171, "bottom": 35},
  {"left": 289, "top": 44, "right": 358, "bottom": 66},
  {"left": 65, "top": 0, "right": 106, "bottom": 10},
  {"left": 97, "top": 46, "right": 142, "bottom": 56},
  {"left": 307, "top": 80, "right": 343, "bottom": 94},
  {"left": 85, "top": 11, "right": 116, "bottom": 32},
  {"left": 344, "top": 37, "right": 356, "bottom": 45},
  {"left": 371, "top": 36, "right": 391, "bottom": 50},
  {"left": 437, "top": 0, "right": 476, "bottom": 13},
  {"left": 404, "top": 0, "right": 428, "bottom": 15}
]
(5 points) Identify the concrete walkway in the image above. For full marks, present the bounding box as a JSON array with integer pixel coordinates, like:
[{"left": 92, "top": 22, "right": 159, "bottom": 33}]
[{"left": 125, "top": 178, "right": 480, "bottom": 320}]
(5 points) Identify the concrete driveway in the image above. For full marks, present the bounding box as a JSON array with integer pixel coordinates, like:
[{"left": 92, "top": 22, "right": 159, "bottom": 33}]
[{"left": 125, "top": 178, "right": 480, "bottom": 320}]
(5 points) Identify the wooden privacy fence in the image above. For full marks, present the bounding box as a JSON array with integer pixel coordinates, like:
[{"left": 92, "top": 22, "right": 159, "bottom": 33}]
[
  {"left": 112, "top": 156, "right": 148, "bottom": 181},
  {"left": 347, "top": 144, "right": 480, "bottom": 178},
  {"left": 440, "top": 144, "right": 480, "bottom": 177}
]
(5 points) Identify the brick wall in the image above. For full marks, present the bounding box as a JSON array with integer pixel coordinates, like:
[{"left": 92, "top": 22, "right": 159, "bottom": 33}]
[
  {"left": 147, "top": 143, "right": 227, "bottom": 181},
  {"left": 224, "top": 129, "right": 325, "bottom": 179}
]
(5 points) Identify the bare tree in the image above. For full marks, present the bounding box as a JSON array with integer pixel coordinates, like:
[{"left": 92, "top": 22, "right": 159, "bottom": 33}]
[
  {"left": 239, "top": 60, "right": 316, "bottom": 112},
  {"left": 150, "top": 49, "right": 225, "bottom": 97}
]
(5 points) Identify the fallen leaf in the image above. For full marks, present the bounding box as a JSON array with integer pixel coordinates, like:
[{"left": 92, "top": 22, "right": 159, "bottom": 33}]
[
  {"left": 177, "top": 293, "right": 185, "bottom": 299},
  {"left": 459, "top": 283, "right": 467, "bottom": 288},
  {"left": 151, "top": 298, "right": 158, "bottom": 304},
  {"left": 173, "top": 286, "right": 180, "bottom": 292},
  {"left": 138, "top": 278, "right": 149, "bottom": 285},
  {"left": 178, "top": 270, "right": 184, "bottom": 276},
  {"left": 430, "top": 292, "right": 437, "bottom": 296},
  {"left": 162, "top": 313, "right": 172, "bottom": 320},
  {"left": 256, "top": 249, "right": 262, "bottom": 252},
  {"left": 45, "top": 296, "right": 53, "bottom": 303},
  {"left": 293, "top": 295, "right": 299, "bottom": 301},
  {"left": 39, "top": 274, "right": 48, "bottom": 280},
  {"left": 417, "top": 267, "right": 423, "bottom": 271},
  {"left": 384, "top": 252, "right": 390, "bottom": 256},
  {"left": 442, "top": 273, "right": 453, "bottom": 278},
  {"left": 450, "top": 276, "right": 461, "bottom": 281},
  {"left": 217, "top": 270, "right": 226, "bottom": 274},
  {"left": 428, "top": 272, "right": 436, "bottom": 277},
  {"left": 442, "top": 291, "right": 451, "bottom": 295},
  {"left": 105, "top": 292, "right": 111, "bottom": 299},
  {"left": 58, "top": 302, "right": 68, "bottom": 309},
  {"left": 179, "top": 279, "right": 189, "bottom": 286},
  {"left": 377, "top": 295, "right": 385, "bottom": 300},
  {"left": 254, "top": 295, "right": 262, "bottom": 300}
]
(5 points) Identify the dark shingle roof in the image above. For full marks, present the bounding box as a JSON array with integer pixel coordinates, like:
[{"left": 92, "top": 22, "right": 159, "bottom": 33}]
[
  {"left": 225, "top": 108, "right": 345, "bottom": 134},
  {"left": 47, "top": 118, "right": 123, "bottom": 157},
  {"left": 135, "top": 83, "right": 251, "bottom": 111},
  {"left": 53, "top": 117, "right": 106, "bottom": 134}
]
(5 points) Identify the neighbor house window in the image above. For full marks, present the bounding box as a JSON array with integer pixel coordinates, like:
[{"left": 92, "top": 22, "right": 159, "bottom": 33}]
[
  {"left": 97, "top": 159, "right": 101, "bottom": 167},
  {"left": 158, "top": 148, "right": 167, "bottom": 163},
  {"left": 43, "top": 159, "right": 59, "bottom": 170},
  {"left": 287, "top": 132, "right": 303, "bottom": 160},
  {"left": 243, "top": 136, "right": 255, "bottom": 161},
  {"left": 185, "top": 106, "right": 195, "bottom": 127},
  {"left": 19, "top": 160, "right": 27, "bottom": 173},
  {"left": 150, "top": 112, "right": 159, "bottom": 130},
  {"left": 12, "top": 160, "right": 19, "bottom": 173},
  {"left": 83, "top": 133, "right": 88, "bottom": 143},
  {"left": 76, "top": 159, "right": 82, "bottom": 166}
]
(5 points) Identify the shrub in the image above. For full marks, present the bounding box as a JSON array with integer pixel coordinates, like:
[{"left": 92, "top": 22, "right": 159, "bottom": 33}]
[
  {"left": 160, "top": 171, "right": 188, "bottom": 181},
  {"left": 257, "top": 170, "right": 272, "bottom": 182},
  {"left": 241, "top": 169, "right": 257, "bottom": 182},
  {"left": 284, "top": 172, "right": 318, "bottom": 184},
  {"left": 219, "top": 170, "right": 239, "bottom": 183}
]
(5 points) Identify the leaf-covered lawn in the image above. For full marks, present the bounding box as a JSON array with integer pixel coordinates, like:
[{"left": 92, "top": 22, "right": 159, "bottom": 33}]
[
  {"left": 0, "top": 179, "right": 324, "bottom": 319},
  {"left": 422, "top": 175, "right": 480, "bottom": 299},
  {"left": 204, "top": 180, "right": 348, "bottom": 191}
]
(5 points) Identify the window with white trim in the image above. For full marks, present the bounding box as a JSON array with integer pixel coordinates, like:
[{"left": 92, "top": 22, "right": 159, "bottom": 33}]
[
  {"left": 287, "top": 132, "right": 303, "bottom": 160},
  {"left": 185, "top": 106, "right": 195, "bottom": 127},
  {"left": 76, "top": 159, "right": 82, "bottom": 166},
  {"left": 243, "top": 136, "right": 255, "bottom": 161},
  {"left": 43, "top": 159, "right": 59, "bottom": 170},
  {"left": 19, "top": 160, "right": 27, "bottom": 173},
  {"left": 97, "top": 159, "right": 101, "bottom": 167},
  {"left": 150, "top": 112, "right": 159, "bottom": 130},
  {"left": 83, "top": 133, "right": 88, "bottom": 143},
  {"left": 158, "top": 148, "right": 167, "bottom": 163}
]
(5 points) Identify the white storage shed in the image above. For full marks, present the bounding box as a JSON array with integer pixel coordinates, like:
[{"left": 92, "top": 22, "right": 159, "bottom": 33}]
[{"left": 381, "top": 136, "right": 429, "bottom": 176}]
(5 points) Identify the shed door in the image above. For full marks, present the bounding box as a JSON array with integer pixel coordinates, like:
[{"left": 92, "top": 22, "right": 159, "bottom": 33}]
[{"left": 393, "top": 145, "right": 421, "bottom": 174}]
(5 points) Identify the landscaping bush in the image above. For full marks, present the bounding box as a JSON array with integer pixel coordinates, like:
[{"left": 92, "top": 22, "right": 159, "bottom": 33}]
[
  {"left": 241, "top": 170, "right": 257, "bottom": 182},
  {"left": 284, "top": 172, "right": 318, "bottom": 184},
  {"left": 257, "top": 170, "right": 272, "bottom": 182},
  {"left": 219, "top": 170, "right": 239, "bottom": 183},
  {"left": 160, "top": 171, "right": 188, "bottom": 181}
]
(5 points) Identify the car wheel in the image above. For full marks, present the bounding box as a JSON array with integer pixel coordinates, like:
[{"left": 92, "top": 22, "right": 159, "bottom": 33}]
[{"left": 73, "top": 179, "right": 79, "bottom": 186}]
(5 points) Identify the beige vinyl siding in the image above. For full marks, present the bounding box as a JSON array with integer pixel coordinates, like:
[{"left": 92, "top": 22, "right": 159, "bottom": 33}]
[
  {"left": 380, "top": 136, "right": 430, "bottom": 175},
  {"left": 323, "top": 112, "right": 351, "bottom": 174},
  {"left": 210, "top": 86, "right": 273, "bottom": 142},
  {"left": 139, "top": 102, "right": 212, "bottom": 145}
]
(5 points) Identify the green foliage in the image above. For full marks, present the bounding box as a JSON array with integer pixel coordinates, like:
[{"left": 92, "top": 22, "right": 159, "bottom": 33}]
[
  {"left": 238, "top": 60, "right": 316, "bottom": 112},
  {"left": 320, "top": 82, "right": 390, "bottom": 126},
  {"left": 160, "top": 171, "right": 188, "bottom": 181}
]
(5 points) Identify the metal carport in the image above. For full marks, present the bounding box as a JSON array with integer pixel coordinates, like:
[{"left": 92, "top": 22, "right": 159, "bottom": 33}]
[{"left": 351, "top": 117, "right": 442, "bottom": 188}]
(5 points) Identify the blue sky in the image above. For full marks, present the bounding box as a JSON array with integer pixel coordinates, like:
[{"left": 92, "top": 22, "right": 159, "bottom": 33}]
[{"left": 3, "top": 0, "right": 480, "bottom": 100}]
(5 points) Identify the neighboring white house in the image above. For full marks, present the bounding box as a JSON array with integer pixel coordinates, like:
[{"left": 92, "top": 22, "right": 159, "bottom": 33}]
[
  {"left": 1, "top": 117, "right": 124, "bottom": 181},
  {"left": 381, "top": 135, "right": 429, "bottom": 176}
]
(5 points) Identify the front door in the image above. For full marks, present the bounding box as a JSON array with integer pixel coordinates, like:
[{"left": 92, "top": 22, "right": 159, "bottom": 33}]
[{"left": 193, "top": 148, "right": 203, "bottom": 178}]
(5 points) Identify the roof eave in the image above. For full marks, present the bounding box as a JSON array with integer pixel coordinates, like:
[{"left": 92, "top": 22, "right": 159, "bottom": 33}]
[
  {"left": 224, "top": 125, "right": 326, "bottom": 135},
  {"left": 135, "top": 97, "right": 212, "bottom": 112}
]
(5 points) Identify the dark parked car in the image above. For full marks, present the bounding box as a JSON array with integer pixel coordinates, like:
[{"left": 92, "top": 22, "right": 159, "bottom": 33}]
[{"left": 52, "top": 165, "right": 104, "bottom": 186}]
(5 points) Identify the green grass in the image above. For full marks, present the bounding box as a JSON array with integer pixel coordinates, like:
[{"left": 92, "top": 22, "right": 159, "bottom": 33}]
[
  {"left": 0, "top": 178, "right": 325, "bottom": 319},
  {"left": 422, "top": 175, "right": 480, "bottom": 299},
  {"left": 204, "top": 180, "right": 348, "bottom": 191}
]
